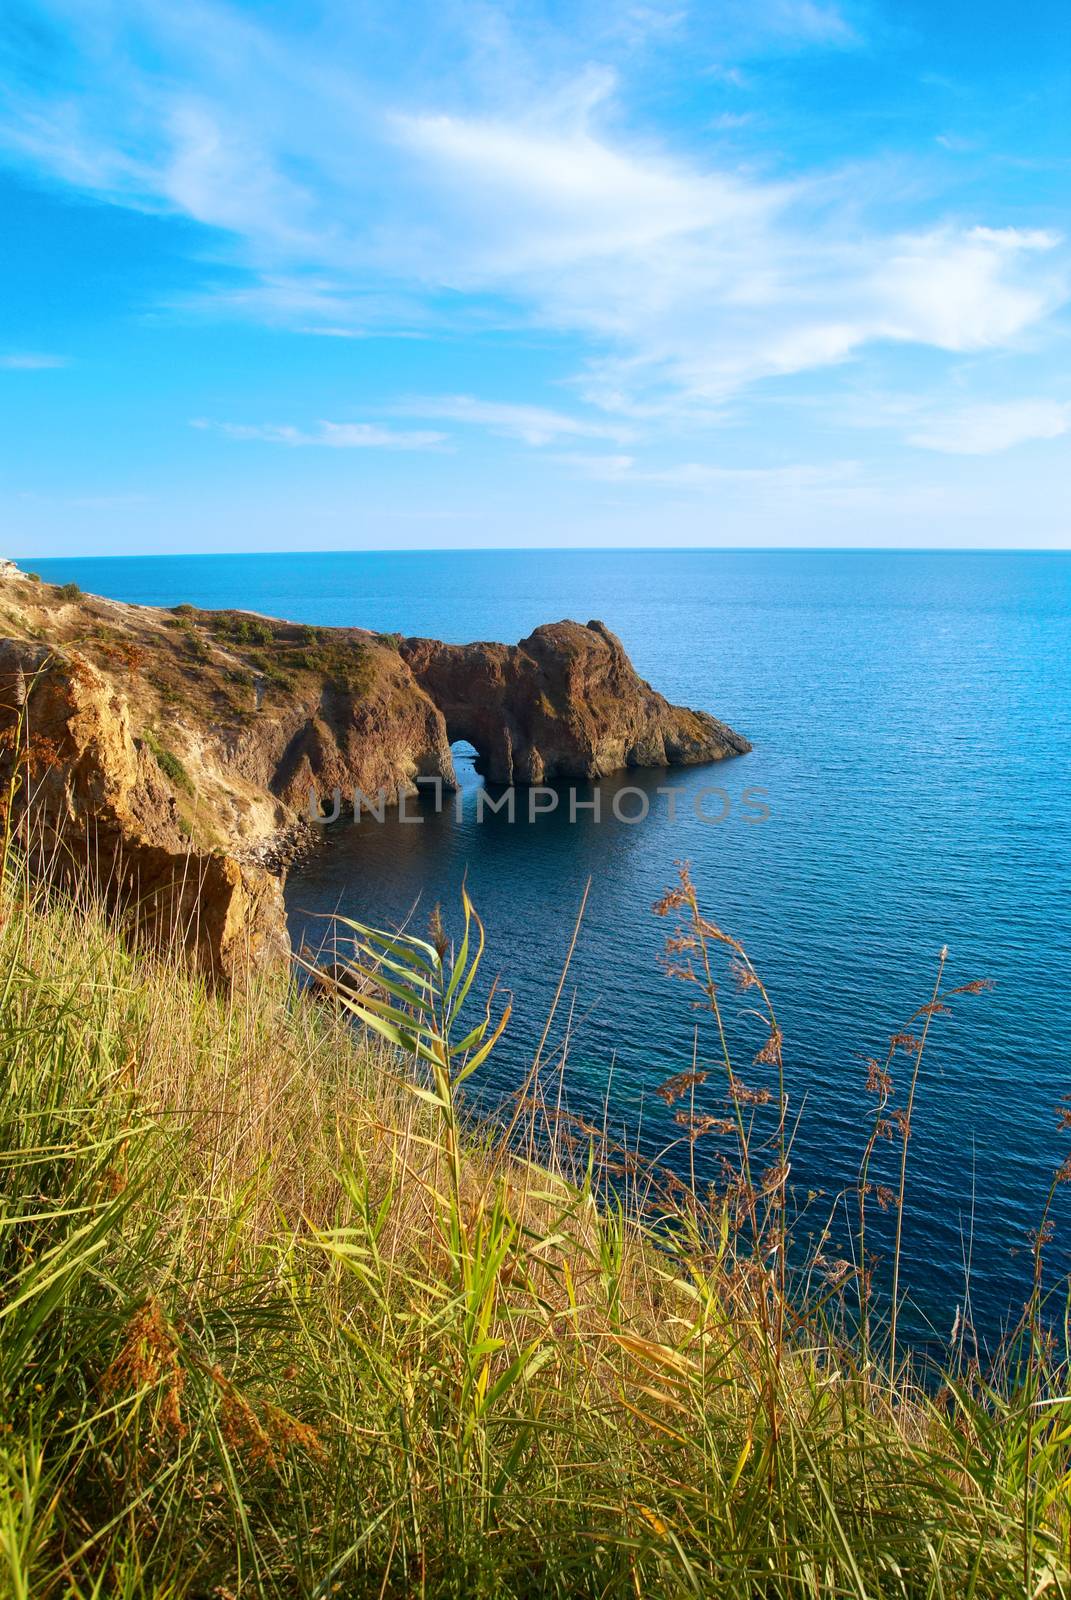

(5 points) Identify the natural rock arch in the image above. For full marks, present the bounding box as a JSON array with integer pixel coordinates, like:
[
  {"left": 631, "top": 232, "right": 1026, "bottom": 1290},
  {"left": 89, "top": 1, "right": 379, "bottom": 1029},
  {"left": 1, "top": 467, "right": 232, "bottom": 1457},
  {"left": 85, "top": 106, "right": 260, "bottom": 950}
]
[
  {"left": 401, "top": 619, "right": 750, "bottom": 786},
  {"left": 0, "top": 570, "right": 750, "bottom": 981}
]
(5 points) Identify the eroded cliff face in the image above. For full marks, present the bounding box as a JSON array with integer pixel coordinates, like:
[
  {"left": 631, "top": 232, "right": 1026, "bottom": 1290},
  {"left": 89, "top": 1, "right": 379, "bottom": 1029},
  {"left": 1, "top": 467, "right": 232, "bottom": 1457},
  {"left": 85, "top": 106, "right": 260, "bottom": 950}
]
[
  {"left": 270, "top": 654, "right": 454, "bottom": 812},
  {"left": 0, "top": 642, "right": 286, "bottom": 982},
  {"left": 0, "top": 572, "right": 749, "bottom": 979},
  {"left": 401, "top": 620, "right": 750, "bottom": 784}
]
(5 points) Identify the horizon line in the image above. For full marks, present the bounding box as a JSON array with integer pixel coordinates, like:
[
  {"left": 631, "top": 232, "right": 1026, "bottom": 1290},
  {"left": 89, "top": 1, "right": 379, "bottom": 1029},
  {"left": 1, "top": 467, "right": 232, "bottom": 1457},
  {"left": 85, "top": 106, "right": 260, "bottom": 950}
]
[{"left": 23, "top": 545, "right": 1071, "bottom": 561}]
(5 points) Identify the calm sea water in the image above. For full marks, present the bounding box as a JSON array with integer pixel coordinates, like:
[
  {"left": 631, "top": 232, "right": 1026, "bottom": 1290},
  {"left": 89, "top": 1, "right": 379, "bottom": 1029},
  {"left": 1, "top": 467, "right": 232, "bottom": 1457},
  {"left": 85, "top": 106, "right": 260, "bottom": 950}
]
[{"left": 33, "top": 549, "right": 1071, "bottom": 1349}]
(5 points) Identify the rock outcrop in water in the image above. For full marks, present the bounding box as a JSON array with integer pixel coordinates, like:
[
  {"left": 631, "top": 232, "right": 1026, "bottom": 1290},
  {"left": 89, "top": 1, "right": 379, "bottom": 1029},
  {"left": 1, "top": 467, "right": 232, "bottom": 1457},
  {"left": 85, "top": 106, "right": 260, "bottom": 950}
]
[
  {"left": 401, "top": 620, "right": 749, "bottom": 784},
  {"left": 0, "top": 568, "right": 749, "bottom": 979}
]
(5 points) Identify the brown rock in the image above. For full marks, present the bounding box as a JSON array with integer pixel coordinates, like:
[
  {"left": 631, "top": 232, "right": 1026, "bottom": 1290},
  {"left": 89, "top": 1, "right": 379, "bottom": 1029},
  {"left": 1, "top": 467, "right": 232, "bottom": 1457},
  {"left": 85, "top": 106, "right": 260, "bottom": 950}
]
[
  {"left": 0, "top": 573, "right": 750, "bottom": 982},
  {"left": 271, "top": 648, "right": 454, "bottom": 812},
  {"left": 401, "top": 619, "right": 750, "bottom": 783},
  {"left": 0, "top": 642, "right": 285, "bottom": 982}
]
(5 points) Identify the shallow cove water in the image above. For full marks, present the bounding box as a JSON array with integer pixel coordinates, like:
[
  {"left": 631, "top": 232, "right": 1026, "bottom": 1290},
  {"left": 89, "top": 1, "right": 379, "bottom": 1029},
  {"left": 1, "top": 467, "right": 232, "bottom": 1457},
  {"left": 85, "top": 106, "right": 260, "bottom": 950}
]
[{"left": 34, "top": 548, "right": 1071, "bottom": 1351}]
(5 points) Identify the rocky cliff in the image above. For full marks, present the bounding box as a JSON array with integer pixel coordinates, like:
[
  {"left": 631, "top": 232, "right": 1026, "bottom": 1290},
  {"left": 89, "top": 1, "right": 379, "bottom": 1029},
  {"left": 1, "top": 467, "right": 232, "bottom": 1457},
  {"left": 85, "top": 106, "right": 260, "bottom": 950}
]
[
  {"left": 0, "top": 641, "right": 287, "bottom": 982},
  {"left": 0, "top": 569, "right": 749, "bottom": 978}
]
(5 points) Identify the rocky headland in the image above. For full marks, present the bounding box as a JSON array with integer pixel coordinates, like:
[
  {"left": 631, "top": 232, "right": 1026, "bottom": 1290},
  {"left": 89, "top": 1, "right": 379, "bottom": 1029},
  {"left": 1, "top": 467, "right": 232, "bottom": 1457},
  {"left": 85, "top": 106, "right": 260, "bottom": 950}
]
[{"left": 0, "top": 568, "right": 749, "bottom": 979}]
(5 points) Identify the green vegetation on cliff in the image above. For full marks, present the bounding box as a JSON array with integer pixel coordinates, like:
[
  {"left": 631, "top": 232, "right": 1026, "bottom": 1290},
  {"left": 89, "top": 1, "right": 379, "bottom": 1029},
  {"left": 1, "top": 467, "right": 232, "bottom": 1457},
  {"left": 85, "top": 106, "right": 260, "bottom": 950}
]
[{"left": 2, "top": 865, "right": 1071, "bottom": 1598}]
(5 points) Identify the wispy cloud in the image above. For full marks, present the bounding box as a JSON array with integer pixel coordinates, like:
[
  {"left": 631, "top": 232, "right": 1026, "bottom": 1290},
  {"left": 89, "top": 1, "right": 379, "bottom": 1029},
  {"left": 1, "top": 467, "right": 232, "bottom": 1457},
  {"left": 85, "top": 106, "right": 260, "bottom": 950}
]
[
  {"left": 697, "top": 0, "right": 858, "bottom": 58},
  {"left": 396, "top": 395, "right": 632, "bottom": 446},
  {"left": 559, "top": 451, "right": 859, "bottom": 492},
  {"left": 296, "top": 326, "right": 367, "bottom": 340},
  {"left": 907, "top": 399, "right": 1071, "bottom": 455},
  {"left": 191, "top": 419, "right": 447, "bottom": 450},
  {"left": 0, "top": 0, "right": 1066, "bottom": 435},
  {"left": 0, "top": 353, "right": 68, "bottom": 369},
  {"left": 748, "top": 0, "right": 859, "bottom": 48},
  {"left": 935, "top": 133, "right": 976, "bottom": 154}
]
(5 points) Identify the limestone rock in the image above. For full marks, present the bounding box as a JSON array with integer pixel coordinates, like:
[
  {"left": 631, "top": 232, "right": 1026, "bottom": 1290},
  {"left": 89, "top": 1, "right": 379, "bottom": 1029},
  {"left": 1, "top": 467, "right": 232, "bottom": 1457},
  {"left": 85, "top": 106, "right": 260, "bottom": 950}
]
[
  {"left": 0, "top": 575, "right": 750, "bottom": 982},
  {"left": 271, "top": 650, "right": 454, "bottom": 812},
  {"left": 0, "top": 642, "right": 285, "bottom": 982},
  {"left": 401, "top": 619, "right": 750, "bottom": 783}
]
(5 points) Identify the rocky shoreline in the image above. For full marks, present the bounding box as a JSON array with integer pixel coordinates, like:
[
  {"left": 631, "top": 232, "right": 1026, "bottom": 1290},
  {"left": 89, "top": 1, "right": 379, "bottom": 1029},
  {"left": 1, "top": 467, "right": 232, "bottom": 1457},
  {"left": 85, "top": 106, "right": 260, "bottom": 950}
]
[
  {"left": 235, "top": 816, "right": 321, "bottom": 877},
  {"left": 0, "top": 565, "right": 750, "bottom": 980}
]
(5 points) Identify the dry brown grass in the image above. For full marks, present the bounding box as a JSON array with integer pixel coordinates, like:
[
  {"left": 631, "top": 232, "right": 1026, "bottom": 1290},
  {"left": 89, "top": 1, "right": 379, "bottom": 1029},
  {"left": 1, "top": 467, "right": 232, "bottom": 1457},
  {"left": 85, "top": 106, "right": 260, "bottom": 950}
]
[{"left": 3, "top": 865, "right": 1071, "bottom": 1597}]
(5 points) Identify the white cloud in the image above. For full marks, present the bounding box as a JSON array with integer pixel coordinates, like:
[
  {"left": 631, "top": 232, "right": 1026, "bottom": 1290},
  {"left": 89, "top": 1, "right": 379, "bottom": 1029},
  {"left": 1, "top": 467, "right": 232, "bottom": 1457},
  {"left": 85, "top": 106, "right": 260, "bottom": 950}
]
[
  {"left": 558, "top": 452, "right": 638, "bottom": 480},
  {"left": 396, "top": 395, "right": 632, "bottom": 446},
  {"left": 559, "top": 451, "right": 859, "bottom": 492},
  {"left": 697, "top": 0, "right": 857, "bottom": 56},
  {"left": 935, "top": 133, "right": 975, "bottom": 153},
  {"left": 297, "top": 326, "right": 367, "bottom": 339},
  {"left": 908, "top": 399, "right": 1071, "bottom": 455},
  {"left": 392, "top": 110, "right": 775, "bottom": 274},
  {"left": 705, "top": 64, "right": 751, "bottom": 88},
  {"left": 756, "top": 0, "right": 858, "bottom": 46},
  {"left": 380, "top": 110, "right": 1066, "bottom": 413},
  {"left": 171, "top": 277, "right": 430, "bottom": 336},
  {"left": 709, "top": 111, "right": 755, "bottom": 130},
  {"left": 191, "top": 419, "right": 446, "bottom": 449},
  {"left": 870, "top": 228, "right": 1062, "bottom": 352},
  {"left": 1, "top": 353, "right": 68, "bottom": 369},
  {"left": 0, "top": 0, "right": 1066, "bottom": 429}
]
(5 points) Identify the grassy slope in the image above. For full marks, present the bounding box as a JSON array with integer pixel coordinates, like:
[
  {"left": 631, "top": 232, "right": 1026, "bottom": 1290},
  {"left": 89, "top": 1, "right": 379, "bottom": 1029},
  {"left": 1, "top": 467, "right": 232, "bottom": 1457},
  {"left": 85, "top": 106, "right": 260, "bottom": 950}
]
[{"left": 2, "top": 868, "right": 1070, "bottom": 1598}]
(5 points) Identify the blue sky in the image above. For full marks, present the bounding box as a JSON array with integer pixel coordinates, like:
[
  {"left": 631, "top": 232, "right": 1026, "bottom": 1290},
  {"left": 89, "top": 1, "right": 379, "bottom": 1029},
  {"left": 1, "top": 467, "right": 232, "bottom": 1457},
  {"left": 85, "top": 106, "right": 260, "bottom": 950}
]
[{"left": 1, "top": 0, "right": 1068, "bottom": 555}]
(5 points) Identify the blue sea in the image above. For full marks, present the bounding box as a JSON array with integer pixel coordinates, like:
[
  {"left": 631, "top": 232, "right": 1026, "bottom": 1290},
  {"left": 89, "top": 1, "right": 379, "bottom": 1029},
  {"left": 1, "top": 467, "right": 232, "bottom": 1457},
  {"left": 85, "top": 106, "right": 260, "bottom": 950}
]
[{"left": 32, "top": 549, "right": 1071, "bottom": 1351}]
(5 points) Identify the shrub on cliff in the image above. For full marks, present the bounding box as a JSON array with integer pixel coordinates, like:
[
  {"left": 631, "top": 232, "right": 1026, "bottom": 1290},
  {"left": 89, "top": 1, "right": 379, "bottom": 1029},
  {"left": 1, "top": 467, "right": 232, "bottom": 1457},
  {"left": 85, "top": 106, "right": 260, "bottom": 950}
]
[{"left": 142, "top": 728, "right": 195, "bottom": 795}]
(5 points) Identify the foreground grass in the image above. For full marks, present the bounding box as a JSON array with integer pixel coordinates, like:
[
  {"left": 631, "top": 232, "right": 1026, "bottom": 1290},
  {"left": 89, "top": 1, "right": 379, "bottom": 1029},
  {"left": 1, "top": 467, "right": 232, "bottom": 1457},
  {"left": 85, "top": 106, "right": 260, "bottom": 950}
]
[{"left": 2, "top": 871, "right": 1070, "bottom": 1598}]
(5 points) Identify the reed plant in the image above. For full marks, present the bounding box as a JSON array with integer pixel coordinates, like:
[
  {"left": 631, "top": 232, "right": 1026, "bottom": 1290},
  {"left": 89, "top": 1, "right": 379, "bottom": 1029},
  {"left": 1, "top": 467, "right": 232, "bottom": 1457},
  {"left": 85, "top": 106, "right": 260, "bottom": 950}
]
[{"left": 2, "top": 856, "right": 1071, "bottom": 1597}]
